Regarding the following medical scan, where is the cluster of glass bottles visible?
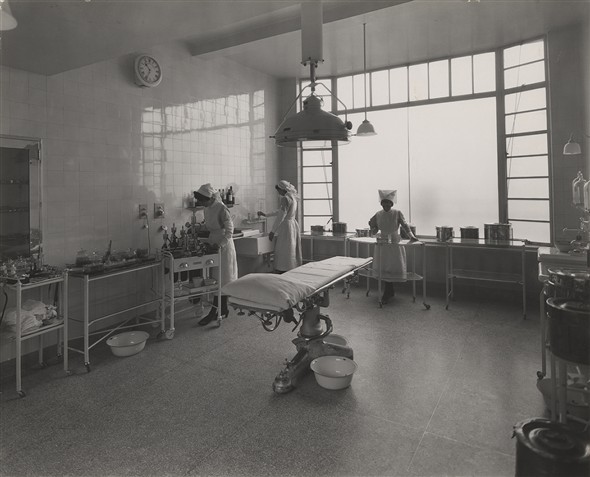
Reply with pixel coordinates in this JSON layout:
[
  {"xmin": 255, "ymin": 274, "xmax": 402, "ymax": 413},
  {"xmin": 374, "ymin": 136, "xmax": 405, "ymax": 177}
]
[{"xmin": 161, "ymin": 222, "xmax": 215, "ymax": 257}]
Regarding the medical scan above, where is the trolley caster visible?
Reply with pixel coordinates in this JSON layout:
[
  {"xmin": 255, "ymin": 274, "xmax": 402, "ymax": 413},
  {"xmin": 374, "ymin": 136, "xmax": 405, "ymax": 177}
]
[
  {"xmin": 445, "ymin": 304, "xmax": 449, "ymax": 310},
  {"xmin": 66, "ymin": 370, "xmax": 72, "ymax": 376},
  {"xmin": 424, "ymin": 303, "xmax": 431, "ymax": 310},
  {"xmin": 18, "ymin": 390, "xmax": 26, "ymax": 398},
  {"xmin": 365, "ymin": 290, "xmax": 370, "ymax": 297},
  {"xmin": 379, "ymin": 301, "xmax": 383, "ymax": 308},
  {"xmin": 536, "ymin": 371, "xmax": 545, "ymax": 380},
  {"xmin": 39, "ymin": 361, "xmax": 47, "ymax": 368},
  {"xmin": 164, "ymin": 329, "xmax": 175, "ymax": 340},
  {"xmin": 85, "ymin": 363, "xmax": 91, "ymax": 373}
]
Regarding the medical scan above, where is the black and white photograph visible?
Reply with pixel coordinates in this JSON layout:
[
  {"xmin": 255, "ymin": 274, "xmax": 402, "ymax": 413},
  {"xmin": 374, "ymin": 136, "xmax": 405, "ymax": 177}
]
[{"xmin": 0, "ymin": 0, "xmax": 589, "ymax": 476}]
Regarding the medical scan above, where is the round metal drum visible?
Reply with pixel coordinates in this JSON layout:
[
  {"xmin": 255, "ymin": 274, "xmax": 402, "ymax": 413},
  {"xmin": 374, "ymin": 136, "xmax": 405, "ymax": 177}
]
[
  {"xmin": 332, "ymin": 222, "xmax": 347, "ymax": 235},
  {"xmin": 460, "ymin": 226, "xmax": 479, "ymax": 239},
  {"xmin": 356, "ymin": 228, "xmax": 370, "ymax": 237},
  {"xmin": 513, "ymin": 418, "xmax": 590, "ymax": 477},
  {"xmin": 546, "ymin": 298, "xmax": 590, "ymax": 365},
  {"xmin": 436, "ymin": 226, "xmax": 453, "ymax": 242},
  {"xmin": 547, "ymin": 268, "xmax": 590, "ymax": 302},
  {"xmin": 484, "ymin": 223, "xmax": 512, "ymax": 242}
]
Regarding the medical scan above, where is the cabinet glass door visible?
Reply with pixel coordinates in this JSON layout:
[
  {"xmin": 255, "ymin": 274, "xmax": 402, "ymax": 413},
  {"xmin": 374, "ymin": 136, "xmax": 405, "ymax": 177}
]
[{"xmin": 0, "ymin": 135, "xmax": 42, "ymax": 260}]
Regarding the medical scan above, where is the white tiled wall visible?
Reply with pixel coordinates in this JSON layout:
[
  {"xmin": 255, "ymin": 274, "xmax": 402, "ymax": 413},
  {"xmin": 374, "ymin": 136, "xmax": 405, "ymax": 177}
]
[
  {"xmin": 0, "ymin": 45, "xmax": 281, "ymax": 360},
  {"xmin": 1, "ymin": 46, "xmax": 279, "ymax": 266}
]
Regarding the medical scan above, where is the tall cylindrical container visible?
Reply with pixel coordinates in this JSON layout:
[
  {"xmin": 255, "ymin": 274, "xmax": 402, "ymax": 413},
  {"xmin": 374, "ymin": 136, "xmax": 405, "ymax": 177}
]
[{"xmin": 584, "ymin": 180, "xmax": 590, "ymax": 210}]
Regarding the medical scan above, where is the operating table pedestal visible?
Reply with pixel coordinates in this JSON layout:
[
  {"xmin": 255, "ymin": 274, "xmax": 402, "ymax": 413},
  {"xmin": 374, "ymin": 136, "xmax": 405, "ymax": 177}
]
[{"xmin": 272, "ymin": 297, "xmax": 353, "ymax": 394}]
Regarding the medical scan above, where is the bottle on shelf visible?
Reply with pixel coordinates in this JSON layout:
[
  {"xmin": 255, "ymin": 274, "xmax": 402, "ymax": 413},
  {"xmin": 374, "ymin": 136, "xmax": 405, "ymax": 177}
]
[
  {"xmin": 226, "ymin": 186, "xmax": 233, "ymax": 205},
  {"xmin": 572, "ymin": 171, "xmax": 585, "ymax": 206}
]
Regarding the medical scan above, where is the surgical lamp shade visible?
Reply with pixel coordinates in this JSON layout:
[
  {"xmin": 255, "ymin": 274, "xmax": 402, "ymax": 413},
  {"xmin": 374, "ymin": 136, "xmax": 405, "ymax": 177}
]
[
  {"xmin": 274, "ymin": 94, "xmax": 351, "ymax": 147},
  {"xmin": 0, "ymin": 0, "xmax": 17, "ymax": 31}
]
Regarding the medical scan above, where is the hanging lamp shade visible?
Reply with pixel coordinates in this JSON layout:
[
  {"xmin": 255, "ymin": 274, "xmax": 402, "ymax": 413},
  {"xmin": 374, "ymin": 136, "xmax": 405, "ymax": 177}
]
[
  {"xmin": 0, "ymin": 0, "xmax": 17, "ymax": 31},
  {"xmin": 274, "ymin": 94, "xmax": 351, "ymax": 147},
  {"xmin": 563, "ymin": 134, "xmax": 582, "ymax": 155},
  {"xmin": 357, "ymin": 119, "xmax": 376, "ymax": 136},
  {"xmin": 356, "ymin": 22, "xmax": 376, "ymax": 137}
]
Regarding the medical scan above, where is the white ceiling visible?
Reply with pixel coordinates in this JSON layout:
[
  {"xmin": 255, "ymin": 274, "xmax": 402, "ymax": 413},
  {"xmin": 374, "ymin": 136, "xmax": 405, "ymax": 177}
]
[{"xmin": 1, "ymin": 0, "xmax": 589, "ymax": 79}]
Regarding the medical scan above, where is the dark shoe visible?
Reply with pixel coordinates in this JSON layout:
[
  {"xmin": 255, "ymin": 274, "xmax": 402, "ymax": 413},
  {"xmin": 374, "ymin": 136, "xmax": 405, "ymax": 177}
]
[{"xmin": 198, "ymin": 308, "xmax": 217, "ymax": 326}]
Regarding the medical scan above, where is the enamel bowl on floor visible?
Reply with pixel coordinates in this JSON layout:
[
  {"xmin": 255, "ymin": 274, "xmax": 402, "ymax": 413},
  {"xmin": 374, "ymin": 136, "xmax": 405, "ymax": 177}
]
[
  {"xmin": 310, "ymin": 356, "xmax": 358, "ymax": 390},
  {"xmin": 106, "ymin": 331, "xmax": 149, "ymax": 357}
]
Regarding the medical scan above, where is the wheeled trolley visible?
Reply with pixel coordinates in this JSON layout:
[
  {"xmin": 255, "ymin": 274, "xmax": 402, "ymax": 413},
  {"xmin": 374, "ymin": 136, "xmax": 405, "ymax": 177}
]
[{"xmin": 348, "ymin": 237, "xmax": 429, "ymax": 309}]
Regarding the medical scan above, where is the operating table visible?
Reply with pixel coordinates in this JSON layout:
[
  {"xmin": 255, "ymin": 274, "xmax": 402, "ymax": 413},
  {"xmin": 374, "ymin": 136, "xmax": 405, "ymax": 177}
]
[{"xmin": 222, "ymin": 256, "xmax": 372, "ymax": 393}]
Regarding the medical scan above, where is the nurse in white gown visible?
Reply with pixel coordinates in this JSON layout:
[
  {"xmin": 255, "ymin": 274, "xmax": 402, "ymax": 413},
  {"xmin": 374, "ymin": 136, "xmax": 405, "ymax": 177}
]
[
  {"xmin": 369, "ymin": 189, "xmax": 418, "ymax": 304},
  {"xmin": 193, "ymin": 183, "xmax": 238, "ymax": 325},
  {"xmin": 258, "ymin": 180, "xmax": 302, "ymax": 273}
]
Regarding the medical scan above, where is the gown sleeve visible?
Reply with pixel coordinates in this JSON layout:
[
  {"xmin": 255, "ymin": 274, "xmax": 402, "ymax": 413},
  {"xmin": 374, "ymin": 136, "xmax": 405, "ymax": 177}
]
[{"xmin": 369, "ymin": 214, "xmax": 379, "ymax": 235}]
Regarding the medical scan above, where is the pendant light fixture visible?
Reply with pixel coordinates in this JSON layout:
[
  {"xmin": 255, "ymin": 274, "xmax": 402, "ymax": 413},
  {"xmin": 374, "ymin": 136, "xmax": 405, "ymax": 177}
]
[
  {"xmin": 356, "ymin": 22, "xmax": 376, "ymax": 137},
  {"xmin": 273, "ymin": 2, "xmax": 352, "ymax": 148},
  {"xmin": 563, "ymin": 133, "xmax": 582, "ymax": 155},
  {"xmin": 0, "ymin": 0, "xmax": 17, "ymax": 31}
]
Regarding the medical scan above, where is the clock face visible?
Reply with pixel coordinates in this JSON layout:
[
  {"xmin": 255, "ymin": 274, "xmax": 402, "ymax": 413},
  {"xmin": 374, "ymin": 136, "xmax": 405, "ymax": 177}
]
[{"xmin": 134, "ymin": 55, "xmax": 162, "ymax": 87}]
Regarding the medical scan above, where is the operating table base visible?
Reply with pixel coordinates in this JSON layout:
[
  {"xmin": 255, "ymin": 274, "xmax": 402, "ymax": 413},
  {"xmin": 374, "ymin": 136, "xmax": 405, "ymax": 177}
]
[{"xmin": 272, "ymin": 303, "xmax": 353, "ymax": 394}]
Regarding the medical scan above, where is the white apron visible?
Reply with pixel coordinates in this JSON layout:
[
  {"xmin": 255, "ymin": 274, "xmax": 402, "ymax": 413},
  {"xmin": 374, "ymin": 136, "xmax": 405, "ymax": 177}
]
[
  {"xmin": 271, "ymin": 193, "xmax": 302, "ymax": 272},
  {"xmin": 369, "ymin": 209, "xmax": 407, "ymax": 282},
  {"xmin": 204, "ymin": 200, "xmax": 238, "ymax": 288}
]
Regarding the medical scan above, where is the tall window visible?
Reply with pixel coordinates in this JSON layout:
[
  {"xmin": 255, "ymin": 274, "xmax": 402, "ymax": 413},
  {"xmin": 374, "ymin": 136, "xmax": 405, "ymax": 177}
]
[
  {"xmin": 299, "ymin": 38, "xmax": 550, "ymax": 244},
  {"xmin": 503, "ymin": 40, "xmax": 550, "ymax": 242}
]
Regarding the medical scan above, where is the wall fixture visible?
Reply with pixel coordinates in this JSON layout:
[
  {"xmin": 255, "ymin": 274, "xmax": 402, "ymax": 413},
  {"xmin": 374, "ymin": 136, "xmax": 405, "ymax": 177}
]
[
  {"xmin": 563, "ymin": 133, "xmax": 582, "ymax": 155},
  {"xmin": 273, "ymin": 1, "xmax": 352, "ymax": 148},
  {"xmin": 356, "ymin": 23, "xmax": 377, "ymax": 137},
  {"xmin": 0, "ymin": 0, "xmax": 17, "ymax": 31}
]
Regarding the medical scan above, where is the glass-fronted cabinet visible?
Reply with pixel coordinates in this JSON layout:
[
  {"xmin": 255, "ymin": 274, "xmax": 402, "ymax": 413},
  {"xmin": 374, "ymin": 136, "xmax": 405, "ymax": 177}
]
[{"xmin": 0, "ymin": 135, "xmax": 42, "ymax": 261}]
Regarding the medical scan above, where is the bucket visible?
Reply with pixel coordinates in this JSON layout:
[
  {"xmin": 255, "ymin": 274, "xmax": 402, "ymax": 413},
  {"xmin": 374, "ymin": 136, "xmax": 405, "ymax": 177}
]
[
  {"xmin": 460, "ymin": 226, "xmax": 479, "ymax": 239},
  {"xmin": 546, "ymin": 298, "xmax": 590, "ymax": 365},
  {"xmin": 436, "ymin": 226, "xmax": 454, "ymax": 242},
  {"xmin": 332, "ymin": 222, "xmax": 347, "ymax": 235},
  {"xmin": 356, "ymin": 228, "xmax": 371, "ymax": 237},
  {"xmin": 513, "ymin": 418, "xmax": 590, "ymax": 477},
  {"xmin": 484, "ymin": 223, "xmax": 512, "ymax": 243}
]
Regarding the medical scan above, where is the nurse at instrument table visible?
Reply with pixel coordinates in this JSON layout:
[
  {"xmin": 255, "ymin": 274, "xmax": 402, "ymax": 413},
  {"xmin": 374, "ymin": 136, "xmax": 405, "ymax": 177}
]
[
  {"xmin": 369, "ymin": 189, "xmax": 419, "ymax": 304},
  {"xmin": 193, "ymin": 183, "xmax": 238, "ymax": 326}
]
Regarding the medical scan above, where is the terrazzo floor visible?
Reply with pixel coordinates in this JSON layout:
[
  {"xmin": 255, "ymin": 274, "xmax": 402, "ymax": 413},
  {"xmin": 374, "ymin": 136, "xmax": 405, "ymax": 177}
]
[{"xmin": 1, "ymin": 284, "xmax": 549, "ymax": 477}]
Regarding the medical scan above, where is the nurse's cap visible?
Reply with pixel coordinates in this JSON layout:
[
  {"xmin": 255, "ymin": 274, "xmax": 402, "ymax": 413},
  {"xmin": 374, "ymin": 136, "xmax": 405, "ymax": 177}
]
[
  {"xmin": 195, "ymin": 183, "xmax": 215, "ymax": 198},
  {"xmin": 379, "ymin": 189, "xmax": 397, "ymax": 204}
]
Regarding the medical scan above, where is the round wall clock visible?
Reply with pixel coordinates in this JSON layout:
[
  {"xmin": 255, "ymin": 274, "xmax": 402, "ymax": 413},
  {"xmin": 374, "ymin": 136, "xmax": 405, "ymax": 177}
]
[{"xmin": 134, "ymin": 54, "xmax": 162, "ymax": 88}]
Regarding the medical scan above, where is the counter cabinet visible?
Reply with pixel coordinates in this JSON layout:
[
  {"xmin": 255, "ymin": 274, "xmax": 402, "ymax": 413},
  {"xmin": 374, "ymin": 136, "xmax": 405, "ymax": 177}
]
[
  {"xmin": 68, "ymin": 259, "xmax": 165, "ymax": 372},
  {"xmin": 1, "ymin": 272, "xmax": 69, "ymax": 397}
]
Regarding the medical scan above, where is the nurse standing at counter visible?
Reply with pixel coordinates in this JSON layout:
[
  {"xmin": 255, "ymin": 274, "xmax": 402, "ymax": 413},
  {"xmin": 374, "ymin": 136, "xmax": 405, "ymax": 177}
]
[
  {"xmin": 258, "ymin": 180, "xmax": 302, "ymax": 273},
  {"xmin": 194, "ymin": 183, "xmax": 238, "ymax": 326},
  {"xmin": 369, "ymin": 189, "xmax": 419, "ymax": 304}
]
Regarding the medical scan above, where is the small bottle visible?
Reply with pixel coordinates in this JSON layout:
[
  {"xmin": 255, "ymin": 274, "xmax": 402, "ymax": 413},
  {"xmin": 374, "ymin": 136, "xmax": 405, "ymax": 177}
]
[{"xmin": 226, "ymin": 187, "xmax": 233, "ymax": 204}]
